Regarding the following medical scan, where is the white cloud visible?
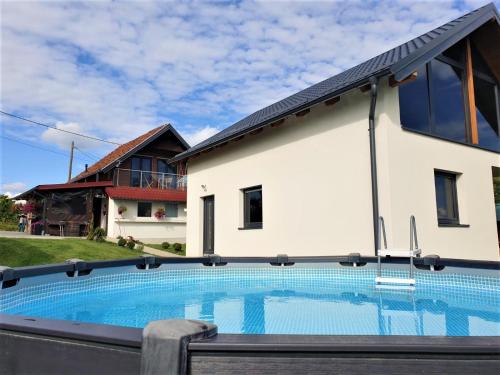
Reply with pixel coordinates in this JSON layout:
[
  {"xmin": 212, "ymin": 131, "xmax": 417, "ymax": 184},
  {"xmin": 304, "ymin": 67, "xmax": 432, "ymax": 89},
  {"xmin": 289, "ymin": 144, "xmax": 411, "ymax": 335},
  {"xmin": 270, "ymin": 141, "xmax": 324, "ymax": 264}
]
[
  {"xmin": 182, "ymin": 126, "xmax": 220, "ymax": 147},
  {"xmin": 0, "ymin": 0, "xmax": 491, "ymax": 152},
  {"xmin": 1, "ymin": 182, "xmax": 27, "ymax": 197},
  {"xmin": 41, "ymin": 122, "xmax": 103, "ymax": 150}
]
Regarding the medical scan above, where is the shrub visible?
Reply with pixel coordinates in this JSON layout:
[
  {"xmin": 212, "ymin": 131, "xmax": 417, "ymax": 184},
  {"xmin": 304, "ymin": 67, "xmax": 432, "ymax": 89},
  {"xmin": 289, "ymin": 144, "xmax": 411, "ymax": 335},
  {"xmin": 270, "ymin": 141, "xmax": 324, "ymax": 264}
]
[
  {"xmin": 126, "ymin": 240, "xmax": 136, "ymax": 249},
  {"xmin": 117, "ymin": 235, "xmax": 123, "ymax": 240},
  {"xmin": 173, "ymin": 243, "xmax": 182, "ymax": 253},
  {"xmin": 93, "ymin": 227, "xmax": 106, "ymax": 242},
  {"xmin": 117, "ymin": 238, "xmax": 127, "ymax": 247},
  {"xmin": 135, "ymin": 244, "xmax": 144, "ymax": 251},
  {"xmin": 161, "ymin": 241, "xmax": 170, "ymax": 249}
]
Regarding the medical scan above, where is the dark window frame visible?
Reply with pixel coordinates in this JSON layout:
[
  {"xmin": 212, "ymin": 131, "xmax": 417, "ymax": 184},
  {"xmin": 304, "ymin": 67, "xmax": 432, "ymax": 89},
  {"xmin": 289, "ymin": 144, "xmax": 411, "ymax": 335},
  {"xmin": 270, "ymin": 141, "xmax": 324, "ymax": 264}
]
[
  {"xmin": 242, "ymin": 185, "xmax": 263, "ymax": 230},
  {"xmin": 434, "ymin": 171, "xmax": 460, "ymax": 226},
  {"xmin": 137, "ymin": 201, "xmax": 152, "ymax": 218}
]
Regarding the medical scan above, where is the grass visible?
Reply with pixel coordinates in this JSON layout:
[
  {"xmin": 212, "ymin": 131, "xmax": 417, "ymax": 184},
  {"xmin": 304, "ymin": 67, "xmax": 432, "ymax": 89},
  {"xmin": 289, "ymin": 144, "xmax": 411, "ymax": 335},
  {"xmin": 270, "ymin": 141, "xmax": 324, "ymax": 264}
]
[
  {"xmin": 0, "ymin": 237, "xmax": 144, "ymax": 267},
  {"xmin": 0, "ymin": 222, "xmax": 18, "ymax": 231},
  {"xmin": 146, "ymin": 243, "xmax": 186, "ymax": 256}
]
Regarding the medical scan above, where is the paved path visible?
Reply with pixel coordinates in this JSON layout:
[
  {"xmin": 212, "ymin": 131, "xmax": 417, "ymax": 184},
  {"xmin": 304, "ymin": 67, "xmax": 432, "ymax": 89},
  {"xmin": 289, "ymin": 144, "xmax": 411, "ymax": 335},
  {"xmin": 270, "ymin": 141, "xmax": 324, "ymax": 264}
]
[{"xmin": 105, "ymin": 237, "xmax": 182, "ymax": 258}]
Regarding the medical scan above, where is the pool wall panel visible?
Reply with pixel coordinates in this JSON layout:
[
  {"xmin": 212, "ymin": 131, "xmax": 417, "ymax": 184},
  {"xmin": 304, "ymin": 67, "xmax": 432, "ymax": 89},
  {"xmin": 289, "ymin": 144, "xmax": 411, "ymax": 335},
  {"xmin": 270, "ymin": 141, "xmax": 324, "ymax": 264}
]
[
  {"xmin": 189, "ymin": 353, "xmax": 500, "ymax": 375},
  {"xmin": 0, "ymin": 330, "xmax": 141, "ymax": 375}
]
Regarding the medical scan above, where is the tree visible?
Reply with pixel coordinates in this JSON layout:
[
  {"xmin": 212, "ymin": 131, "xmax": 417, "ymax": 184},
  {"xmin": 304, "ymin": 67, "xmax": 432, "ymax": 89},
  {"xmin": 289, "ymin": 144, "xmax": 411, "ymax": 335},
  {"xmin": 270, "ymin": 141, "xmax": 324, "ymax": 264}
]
[{"xmin": 0, "ymin": 195, "xmax": 18, "ymax": 223}]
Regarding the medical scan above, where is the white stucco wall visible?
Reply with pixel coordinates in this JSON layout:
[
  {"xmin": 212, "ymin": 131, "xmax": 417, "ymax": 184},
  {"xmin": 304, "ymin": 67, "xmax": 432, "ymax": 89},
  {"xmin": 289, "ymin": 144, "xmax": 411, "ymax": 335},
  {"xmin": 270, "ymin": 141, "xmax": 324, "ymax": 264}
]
[
  {"xmin": 377, "ymin": 85, "xmax": 500, "ymax": 260},
  {"xmin": 107, "ymin": 198, "xmax": 186, "ymax": 243},
  {"xmin": 185, "ymin": 78, "xmax": 499, "ymax": 260},
  {"xmin": 186, "ymin": 87, "xmax": 375, "ymax": 257}
]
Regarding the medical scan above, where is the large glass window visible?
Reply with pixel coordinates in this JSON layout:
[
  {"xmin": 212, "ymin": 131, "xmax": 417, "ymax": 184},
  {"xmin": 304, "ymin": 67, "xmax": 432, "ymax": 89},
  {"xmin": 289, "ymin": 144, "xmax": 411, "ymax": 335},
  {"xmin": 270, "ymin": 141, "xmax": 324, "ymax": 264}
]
[
  {"xmin": 130, "ymin": 157, "xmax": 152, "ymax": 187},
  {"xmin": 158, "ymin": 159, "xmax": 177, "ymax": 189},
  {"xmin": 243, "ymin": 186, "xmax": 262, "ymax": 229},
  {"xmin": 158, "ymin": 159, "xmax": 176, "ymax": 174},
  {"xmin": 434, "ymin": 171, "xmax": 459, "ymax": 225},
  {"xmin": 399, "ymin": 38, "xmax": 499, "ymax": 151},
  {"xmin": 475, "ymin": 78, "xmax": 500, "ymax": 150},
  {"xmin": 399, "ymin": 65, "xmax": 430, "ymax": 132},
  {"xmin": 430, "ymin": 60, "xmax": 467, "ymax": 142},
  {"xmin": 137, "ymin": 202, "xmax": 152, "ymax": 217}
]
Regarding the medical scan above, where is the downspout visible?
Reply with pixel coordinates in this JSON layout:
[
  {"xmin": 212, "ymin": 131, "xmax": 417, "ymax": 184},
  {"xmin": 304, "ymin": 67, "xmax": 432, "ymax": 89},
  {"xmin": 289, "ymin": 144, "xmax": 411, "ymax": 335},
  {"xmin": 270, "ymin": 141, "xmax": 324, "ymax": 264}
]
[{"xmin": 368, "ymin": 76, "xmax": 379, "ymax": 255}]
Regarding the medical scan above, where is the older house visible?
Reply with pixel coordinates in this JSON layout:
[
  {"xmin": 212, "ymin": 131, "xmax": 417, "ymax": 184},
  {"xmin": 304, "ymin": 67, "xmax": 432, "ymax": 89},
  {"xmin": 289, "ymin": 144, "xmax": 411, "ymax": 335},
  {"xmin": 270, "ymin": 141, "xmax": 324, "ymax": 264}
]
[
  {"xmin": 172, "ymin": 4, "xmax": 500, "ymax": 260},
  {"xmin": 18, "ymin": 124, "xmax": 189, "ymax": 243}
]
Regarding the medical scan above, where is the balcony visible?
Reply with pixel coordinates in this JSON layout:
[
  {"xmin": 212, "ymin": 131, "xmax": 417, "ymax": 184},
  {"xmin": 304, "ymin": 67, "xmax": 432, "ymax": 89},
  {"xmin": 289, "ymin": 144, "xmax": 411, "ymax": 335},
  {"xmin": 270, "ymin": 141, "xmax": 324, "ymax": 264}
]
[{"xmin": 114, "ymin": 168, "xmax": 187, "ymax": 190}]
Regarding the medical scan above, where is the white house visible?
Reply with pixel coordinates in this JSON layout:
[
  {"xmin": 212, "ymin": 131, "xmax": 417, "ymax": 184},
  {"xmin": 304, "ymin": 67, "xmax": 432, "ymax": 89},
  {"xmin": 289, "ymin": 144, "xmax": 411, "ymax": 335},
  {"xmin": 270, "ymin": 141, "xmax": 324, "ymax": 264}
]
[{"xmin": 171, "ymin": 4, "xmax": 500, "ymax": 260}]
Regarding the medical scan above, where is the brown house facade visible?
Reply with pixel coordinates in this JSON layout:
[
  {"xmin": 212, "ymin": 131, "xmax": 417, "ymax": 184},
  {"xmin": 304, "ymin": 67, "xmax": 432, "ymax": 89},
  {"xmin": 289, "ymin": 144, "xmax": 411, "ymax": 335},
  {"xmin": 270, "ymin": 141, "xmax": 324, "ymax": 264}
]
[{"xmin": 17, "ymin": 124, "xmax": 189, "ymax": 242}]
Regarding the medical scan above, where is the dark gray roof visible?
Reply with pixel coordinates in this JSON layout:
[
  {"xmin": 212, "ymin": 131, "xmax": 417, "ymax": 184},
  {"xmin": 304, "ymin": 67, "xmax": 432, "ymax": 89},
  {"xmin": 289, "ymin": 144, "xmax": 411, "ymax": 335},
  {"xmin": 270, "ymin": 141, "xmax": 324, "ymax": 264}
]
[{"xmin": 171, "ymin": 3, "xmax": 499, "ymax": 162}]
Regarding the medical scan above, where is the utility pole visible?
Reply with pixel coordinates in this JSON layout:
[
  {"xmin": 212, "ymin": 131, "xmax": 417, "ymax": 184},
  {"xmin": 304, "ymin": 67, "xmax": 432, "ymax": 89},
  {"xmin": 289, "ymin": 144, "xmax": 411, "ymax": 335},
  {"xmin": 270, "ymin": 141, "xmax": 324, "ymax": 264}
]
[{"xmin": 68, "ymin": 141, "xmax": 74, "ymax": 182}]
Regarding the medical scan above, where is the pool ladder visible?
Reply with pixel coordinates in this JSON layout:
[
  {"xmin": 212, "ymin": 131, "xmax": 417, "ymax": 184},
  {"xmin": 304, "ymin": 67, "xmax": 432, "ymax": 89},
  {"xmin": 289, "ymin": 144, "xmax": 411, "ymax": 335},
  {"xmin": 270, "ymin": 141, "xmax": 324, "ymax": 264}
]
[{"xmin": 375, "ymin": 216, "xmax": 421, "ymax": 290}]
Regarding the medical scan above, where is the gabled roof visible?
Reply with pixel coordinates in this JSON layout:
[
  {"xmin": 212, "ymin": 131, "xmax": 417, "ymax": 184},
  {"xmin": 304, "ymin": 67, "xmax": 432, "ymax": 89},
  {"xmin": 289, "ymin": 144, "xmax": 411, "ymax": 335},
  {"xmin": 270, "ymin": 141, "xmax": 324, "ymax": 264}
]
[
  {"xmin": 171, "ymin": 3, "xmax": 499, "ymax": 163},
  {"xmin": 73, "ymin": 124, "xmax": 189, "ymax": 181}
]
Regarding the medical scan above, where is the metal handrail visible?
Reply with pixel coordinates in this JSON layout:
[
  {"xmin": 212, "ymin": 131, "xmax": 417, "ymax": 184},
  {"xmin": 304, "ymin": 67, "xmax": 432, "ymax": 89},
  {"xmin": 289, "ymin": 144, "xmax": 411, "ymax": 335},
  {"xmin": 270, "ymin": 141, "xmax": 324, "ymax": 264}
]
[
  {"xmin": 115, "ymin": 168, "xmax": 187, "ymax": 190},
  {"xmin": 409, "ymin": 215, "xmax": 419, "ymax": 279},
  {"xmin": 377, "ymin": 216, "xmax": 387, "ymax": 278},
  {"xmin": 376, "ymin": 215, "xmax": 420, "ymax": 281},
  {"xmin": 116, "ymin": 168, "xmax": 183, "ymax": 176}
]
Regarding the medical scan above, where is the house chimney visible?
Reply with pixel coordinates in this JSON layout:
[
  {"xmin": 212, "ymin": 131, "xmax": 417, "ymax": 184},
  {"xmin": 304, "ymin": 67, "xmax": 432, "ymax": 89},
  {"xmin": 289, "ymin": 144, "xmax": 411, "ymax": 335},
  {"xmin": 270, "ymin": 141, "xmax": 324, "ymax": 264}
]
[{"xmin": 85, "ymin": 164, "xmax": 88, "ymax": 172}]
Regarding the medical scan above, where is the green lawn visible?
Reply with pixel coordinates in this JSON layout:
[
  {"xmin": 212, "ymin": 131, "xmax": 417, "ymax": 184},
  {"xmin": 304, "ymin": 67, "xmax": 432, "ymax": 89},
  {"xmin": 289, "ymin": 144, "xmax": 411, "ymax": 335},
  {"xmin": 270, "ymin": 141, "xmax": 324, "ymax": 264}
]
[
  {"xmin": 0, "ymin": 237, "xmax": 144, "ymax": 267},
  {"xmin": 146, "ymin": 243, "xmax": 186, "ymax": 256}
]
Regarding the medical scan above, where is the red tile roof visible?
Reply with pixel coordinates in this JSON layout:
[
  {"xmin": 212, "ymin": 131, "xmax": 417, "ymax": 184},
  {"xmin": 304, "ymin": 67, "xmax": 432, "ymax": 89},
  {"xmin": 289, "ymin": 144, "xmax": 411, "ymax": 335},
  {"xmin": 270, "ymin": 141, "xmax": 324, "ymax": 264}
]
[
  {"xmin": 72, "ymin": 125, "xmax": 168, "ymax": 181},
  {"xmin": 37, "ymin": 181, "xmax": 114, "ymax": 190},
  {"xmin": 105, "ymin": 187, "xmax": 187, "ymax": 202}
]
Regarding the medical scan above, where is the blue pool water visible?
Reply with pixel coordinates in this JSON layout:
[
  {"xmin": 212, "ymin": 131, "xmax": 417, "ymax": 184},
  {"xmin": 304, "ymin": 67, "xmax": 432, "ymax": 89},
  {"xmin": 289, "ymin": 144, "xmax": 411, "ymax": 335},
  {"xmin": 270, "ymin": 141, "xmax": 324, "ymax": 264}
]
[{"xmin": 1, "ymin": 265, "xmax": 499, "ymax": 336}]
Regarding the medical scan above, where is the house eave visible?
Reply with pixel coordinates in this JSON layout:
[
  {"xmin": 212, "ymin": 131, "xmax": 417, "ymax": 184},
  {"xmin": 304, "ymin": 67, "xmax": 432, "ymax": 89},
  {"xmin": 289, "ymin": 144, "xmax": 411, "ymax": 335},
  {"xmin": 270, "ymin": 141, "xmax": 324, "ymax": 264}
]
[{"xmin": 169, "ymin": 69, "xmax": 392, "ymax": 163}]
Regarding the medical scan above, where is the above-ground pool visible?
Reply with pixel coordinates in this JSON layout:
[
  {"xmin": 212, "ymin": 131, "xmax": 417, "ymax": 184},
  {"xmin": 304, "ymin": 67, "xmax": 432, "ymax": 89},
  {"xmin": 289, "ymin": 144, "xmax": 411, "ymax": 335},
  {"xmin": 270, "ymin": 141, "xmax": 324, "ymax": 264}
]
[{"xmin": 1, "ymin": 259, "xmax": 499, "ymax": 336}]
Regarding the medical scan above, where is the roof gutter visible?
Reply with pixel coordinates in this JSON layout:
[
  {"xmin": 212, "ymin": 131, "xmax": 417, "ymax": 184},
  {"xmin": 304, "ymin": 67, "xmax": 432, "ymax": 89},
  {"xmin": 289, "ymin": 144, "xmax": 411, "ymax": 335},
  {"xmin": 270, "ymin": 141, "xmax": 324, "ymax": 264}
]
[{"xmin": 368, "ymin": 76, "xmax": 379, "ymax": 256}]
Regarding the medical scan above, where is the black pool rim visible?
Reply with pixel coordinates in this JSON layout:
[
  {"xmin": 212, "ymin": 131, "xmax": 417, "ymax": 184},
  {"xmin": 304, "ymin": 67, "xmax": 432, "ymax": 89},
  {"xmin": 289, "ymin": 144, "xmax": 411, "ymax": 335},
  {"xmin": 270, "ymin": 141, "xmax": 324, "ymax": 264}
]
[{"xmin": 1, "ymin": 254, "xmax": 500, "ymax": 356}]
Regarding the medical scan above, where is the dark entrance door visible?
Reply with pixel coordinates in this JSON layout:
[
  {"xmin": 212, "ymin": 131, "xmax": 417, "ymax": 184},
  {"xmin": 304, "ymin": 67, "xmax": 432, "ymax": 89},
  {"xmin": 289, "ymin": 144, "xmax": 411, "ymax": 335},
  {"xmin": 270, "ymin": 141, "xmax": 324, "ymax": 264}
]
[
  {"xmin": 92, "ymin": 197, "xmax": 102, "ymax": 229},
  {"xmin": 203, "ymin": 195, "xmax": 215, "ymax": 255}
]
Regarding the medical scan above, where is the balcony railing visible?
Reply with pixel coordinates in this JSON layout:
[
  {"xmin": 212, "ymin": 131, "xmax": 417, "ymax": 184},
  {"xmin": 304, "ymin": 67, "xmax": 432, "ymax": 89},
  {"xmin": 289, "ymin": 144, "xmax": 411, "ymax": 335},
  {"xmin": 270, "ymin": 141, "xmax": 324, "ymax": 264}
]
[{"xmin": 115, "ymin": 168, "xmax": 187, "ymax": 190}]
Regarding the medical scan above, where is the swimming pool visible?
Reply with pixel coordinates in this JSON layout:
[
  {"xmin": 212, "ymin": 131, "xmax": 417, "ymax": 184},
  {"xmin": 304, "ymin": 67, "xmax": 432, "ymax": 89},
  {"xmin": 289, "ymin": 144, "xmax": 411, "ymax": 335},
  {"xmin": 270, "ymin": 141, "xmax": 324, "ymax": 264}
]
[{"xmin": 1, "ymin": 260, "xmax": 498, "ymax": 336}]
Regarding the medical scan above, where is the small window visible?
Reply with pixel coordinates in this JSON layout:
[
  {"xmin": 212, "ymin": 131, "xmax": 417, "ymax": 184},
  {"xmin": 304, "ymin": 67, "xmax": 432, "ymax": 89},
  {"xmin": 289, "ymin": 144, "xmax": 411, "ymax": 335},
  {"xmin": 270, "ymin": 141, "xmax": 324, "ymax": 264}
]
[
  {"xmin": 434, "ymin": 171, "xmax": 459, "ymax": 225},
  {"xmin": 137, "ymin": 202, "xmax": 152, "ymax": 217},
  {"xmin": 165, "ymin": 202, "xmax": 178, "ymax": 218},
  {"xmin": 243, "ymin": 186, "xmax": 262, "ymax": 229}
]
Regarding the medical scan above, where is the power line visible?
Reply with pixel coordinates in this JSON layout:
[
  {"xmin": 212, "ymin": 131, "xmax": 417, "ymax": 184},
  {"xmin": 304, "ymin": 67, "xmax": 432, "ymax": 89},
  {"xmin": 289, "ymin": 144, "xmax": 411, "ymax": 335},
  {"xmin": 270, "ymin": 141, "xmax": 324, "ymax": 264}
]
[
  {"xmin": 0, "ymin": 110, "xmax": 121, "ymax": 145},
  {"xmin": 1, "ymin": 135, "xmax": 88, "ymax": 163},
  {"xmin": 74, "ymin": 145, "xmax": 100, "ymax": 161}
]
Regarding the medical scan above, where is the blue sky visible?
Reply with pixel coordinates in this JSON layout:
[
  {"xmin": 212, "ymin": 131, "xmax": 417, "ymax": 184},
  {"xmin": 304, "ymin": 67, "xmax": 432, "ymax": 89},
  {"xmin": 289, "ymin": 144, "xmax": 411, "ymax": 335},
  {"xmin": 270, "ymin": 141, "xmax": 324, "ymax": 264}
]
[{"xmin": 1, "ymin": 0, "xmax": 497, "ymax": 196}]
